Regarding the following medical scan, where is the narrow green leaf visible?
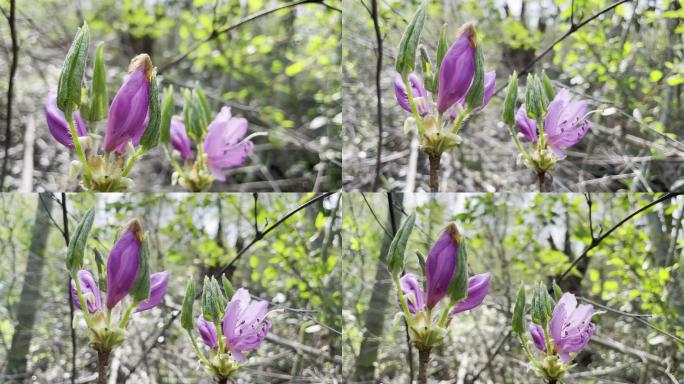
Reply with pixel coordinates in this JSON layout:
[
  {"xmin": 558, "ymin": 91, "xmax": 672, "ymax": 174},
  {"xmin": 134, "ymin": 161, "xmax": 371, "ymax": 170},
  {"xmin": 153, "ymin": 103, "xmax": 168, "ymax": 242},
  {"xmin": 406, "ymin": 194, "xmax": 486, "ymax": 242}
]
[
  {"xmin": 552, "ymin": 280, "xmax": 563, "ymax": 302},
  {"xmin": 180, "ymin": 278, "xmax": 195, "ymax": 331},
  {"xmin": 93, "ymin": 248, "xmax": 107, "ymax": 291},
  {"xmin": 140, "ymin": 71, "xmax": 161, "ymax": 150},
  {"xmin": 525, "ymin": 74, "xmax": 542, "ymax": 119},
  {"xmin": 395, "ymin": 2, "xmax": 427, "ymax": 76},
  {"xmin": 447, "ymin": 238, "xmax": 469, "ymax": 303},
  {"xmin": 386, "ymin": 212, "xmax": 416, "ymax": 277},
  {"xmin": 465, "ymin": 44, "xmax": 485, "ymax": 109},
  {"xmin": 541, "ymin": 70, "xmax": 555, "ymax": 103},
  {"xmin": 201, "ymin": 276, "xmax": 215, "ymax": 322},
  {"xmin": 87, "ymin": 43, "xmax": 108, "ymax": 122},
  {"xmin": 159, "ymin": 85, "xmax": 174, "ymax": 145},
  {"xmin": 415, "ymin": 250, "xmax": 426, "ymax": 278},
  {"xmin": 66, "ymin": 207, "xmax": 95, "ymax": 275},
  {"xmin": 57, "ymin": 22, "xmax": 90, "ymax": 113},
  {"xmin": 130, "ymin": 237, "xmax": 151, "ymax": 302},
  {"xmin": 222, "ymin": 275, "xmax": 234, "ymax": 300},
  {"xmin": 503, "ymin": 71, "xmax": 518, "ymax": 126},
  {"xmin": 195, "ymin": 86, "xmax": 212, "ymax": 124},
  {"xmin": 531, "ymin": 282, "xmax": 548, "ymax": 325},
  {"xmin": 512, "ymin": 283, "xmax": 526, "ymax": 335}
]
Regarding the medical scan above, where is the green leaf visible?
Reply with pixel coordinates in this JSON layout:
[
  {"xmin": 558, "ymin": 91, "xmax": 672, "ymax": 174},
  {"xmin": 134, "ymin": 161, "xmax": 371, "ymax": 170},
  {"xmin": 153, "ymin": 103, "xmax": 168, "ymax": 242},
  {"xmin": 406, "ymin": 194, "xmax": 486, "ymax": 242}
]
[
  {"xmin": 415, "ymin": 250, "xmax": 426, "ymax": 278},
  {"xmin": 221, "ymin": 275, "xmax": 234, "ymax": 300},
  {"xmin": 541, "ymin": 70, "xmax": 555, "ymax": 101},
  {"xmin": 503, "ymin": 71, "xmax": 518, "ymax": 126},
  {"xmin": 201, "ymin": 276, "xmax": 218, "ymax": 322},
  {"xmin": 552, "ymin": 280, "xmax": 563, "ymax": 301},
  {"xmin": 531, "ymin": 282, "xmax": 547, "ymax": 325},
  {"xmin": 180, "ymin": 278, "xmax": 196, "ymax": 331},
  {"xmin": 447, "ymin": 238, "xmax": 469, "ymax": 303},
  {"xmin": 465, "ymin": 44, "xmax": 485, "ymax": 109},
  {"xmin": 386, "ymin": 212, "xmax": 416, "ymax": 277},
  {"xmin": 512, "ymin": 283, "xmax": 526, "ymax": 335},
  {"xmin": 57, "ymin": 22, "xmax": 90, "ymax": 114},
  {"xmin": 194, "ymin": 86, "xmax": 212, "ymax": 124},
  {"xmin": 395, "ymin": 2, "xmax": 427, "ymax": 76},
  {"xmin": 140, "ymin": 71, "xmax": 161, "ymax": 150},
  {"xmin": 525, "ymin": 74, "xmax": 543, "ymax": 119},
  {"xmin": 93, "ymin": 248, "xmax": 107, "ymax": 291},
  {"xmin": 130, "ymin": 237, "xmax": 151, "ymax": 302},
  {"xmin": 159, "ymin": 85, "xmax": 174, "ymax": 145},
  {"xmin": 66, "ymin": 207, "xmax": 95, "ymax": 275},
  {"xmin": 86, "ymin": 43, "xmax": 108, "ymax": 122}
]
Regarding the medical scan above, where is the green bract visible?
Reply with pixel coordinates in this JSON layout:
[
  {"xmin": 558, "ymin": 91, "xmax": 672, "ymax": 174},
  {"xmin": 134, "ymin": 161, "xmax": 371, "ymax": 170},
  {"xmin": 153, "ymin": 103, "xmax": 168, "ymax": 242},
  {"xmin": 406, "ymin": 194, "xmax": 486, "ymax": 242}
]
[
  {"xmin": 503, "ymin": 71, "xmax": 518, "ymax": 126},
  {"xmin": 130, "ymin": 237, "xmax": 151, "ymax": 302},
  {"xmin": 57, "ymin": 22, "xmax": 90, "ymax": 114},
  {"xmin": 66, "ymin": 207, "xmax": 95, "ymax": 275},
  {"xmin": 386, "ymin": 212, "xmax": 416, "ymax": 277},
  {"xmin": 395, "ymin": 2, "xmax": 427, "ymax": 76},
  {"xmin": 140, "ymin": 71, "xmax": 161, "ymax": 151},
  {"xmin": 180, "ymin": 278, "xmax": 196, "ymax": 331}
]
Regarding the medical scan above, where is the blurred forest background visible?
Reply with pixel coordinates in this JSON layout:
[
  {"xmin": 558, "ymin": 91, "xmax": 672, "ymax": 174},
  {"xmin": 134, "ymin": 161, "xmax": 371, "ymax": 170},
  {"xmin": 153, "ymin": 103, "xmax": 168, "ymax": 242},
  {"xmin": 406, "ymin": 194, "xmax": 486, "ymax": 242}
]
[
  {"xmin": 0, "ymin": 0, "xmax": 341, "ymax": 192},
  {"xmin": 343, "ymin": 0, "xmax": 684, "ymax": 192},
  {"xmin": 342, "ymin": 193, "xmax": 684, "ymax": 383},
  {"xmin": 0, "ymin": 192, "xmax": 341, "ymax": 383}
]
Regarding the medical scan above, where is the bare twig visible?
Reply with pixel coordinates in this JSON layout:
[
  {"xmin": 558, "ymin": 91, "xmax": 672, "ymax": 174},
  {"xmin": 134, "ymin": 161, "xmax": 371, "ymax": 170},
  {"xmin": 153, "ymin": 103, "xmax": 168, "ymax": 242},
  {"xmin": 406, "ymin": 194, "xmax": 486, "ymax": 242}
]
[
  {"xmin": 370, "ymin": 0, "xmax": 384, "ymax": 191},
  {"xmin": 60, "ymin": 193, "xmax": 77, "ymax": 384},
  {"xmin": 1, "ymin": 0, "xmax": 18, "ymax": 190}
]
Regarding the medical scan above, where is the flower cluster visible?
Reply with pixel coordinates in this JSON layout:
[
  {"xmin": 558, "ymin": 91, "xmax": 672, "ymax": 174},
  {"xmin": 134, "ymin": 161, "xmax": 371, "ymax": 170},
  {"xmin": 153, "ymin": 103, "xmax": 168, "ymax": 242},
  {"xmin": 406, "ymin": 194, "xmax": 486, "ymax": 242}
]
[
  {"xmin": 165, "ymin": 87, "xmax": 261, "ymax": 191},
  {"xmin": 502, "ymin": 71, "xmax": 591, "ymax": 190},
  {"xmin": 68, "ymin": 213, "xmax": 168, "ymax": 354},
  {"xmin": 512, "ymin": 282, "xmax": 596, "ymax": 382},
  {"xmin": 47, "ymin": 22, "xmax": 163, "ymax": 192},
  {"xmin": 393, "ymin": 3, "xmax": 495, "ymax": 191},
  {"xmin": 386, "ymin": 214, "xmax": 491, "ymax": 354},
  {"xmin": 180, "ymin": 276, "xmax": 272, "ymax": 381}
]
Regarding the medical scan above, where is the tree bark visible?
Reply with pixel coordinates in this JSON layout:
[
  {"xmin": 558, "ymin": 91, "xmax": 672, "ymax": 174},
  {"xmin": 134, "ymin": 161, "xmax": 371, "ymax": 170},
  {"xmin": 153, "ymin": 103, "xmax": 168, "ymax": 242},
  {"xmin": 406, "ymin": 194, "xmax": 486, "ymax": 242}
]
[
  {"xmin": 4, "ymin": 193, "xmax": 53, "ymax": 380},
  {"xmin": 353, "ymin": 196, "xmax": 404, "ymax": 381}
]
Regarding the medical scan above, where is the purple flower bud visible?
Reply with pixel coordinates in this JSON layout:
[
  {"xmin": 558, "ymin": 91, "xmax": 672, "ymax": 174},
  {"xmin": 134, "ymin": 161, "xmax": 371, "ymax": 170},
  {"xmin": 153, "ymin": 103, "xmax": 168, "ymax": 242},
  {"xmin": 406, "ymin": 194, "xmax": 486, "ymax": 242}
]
[
  {"xmin": 202, "ymin": 107, "xmax": 253, "ymax": 182},
  {"xmin": 103, "ymin": 54, "xmax": 152, "ymax": 153},
  {"xmin": 45, "ymin": 91, "xmax": 88, "ymax": 149},
  {"xmin": 453, "ymin": 70, "xmax": 496, "ymax": 115},
  {"xmin": 425, "ymin": 224, "xmax": 459, "ymax": 309},
  {"xmin": 437, "ymin": 24, "xmax": 476, "ymax": 113},
  {"xmin": 394, "ymin": 73, "xmax": 430, "ymax": 116},
  {"xmin": 70, "ymin": 270, "xmax": 101, "ymax": 314},
  {"xmin": 549, "ymin": 292, "xmax": 595, "ymax": 362},
  {"xmin": 516, "ymin": 104, "xmax": 538, "ymax": 142},
  {"xmin": 106, "ymin": 220, "xmax": 142, "ymax": 309},
  {"xmin": 399, "ymin": 273, "xmax": 426, "ymax": 313},
  {"xmin": 529, "ymin": 323, "xmax": 547, "ymax": 352},
  {"xmin": 223, "ymin": 288, "xmax": 271, "ymax": 362},
  {"xmin": 450, "ymin": 272, "xmax": 491, "ymax": 315},
  {"xmin": 170, "ymin": 117, "xmax": 193, "ymax": 161},
  {"xmin": 197, "ymin": 315, "xmax": 219, "ymax": 349},
  {"xmin": 135, "ymin": 271, "xmax": 169, "ymax": 312},
  {"xmin": 543, "ymin": 89, "xmax": 590, "ymax": 158}
]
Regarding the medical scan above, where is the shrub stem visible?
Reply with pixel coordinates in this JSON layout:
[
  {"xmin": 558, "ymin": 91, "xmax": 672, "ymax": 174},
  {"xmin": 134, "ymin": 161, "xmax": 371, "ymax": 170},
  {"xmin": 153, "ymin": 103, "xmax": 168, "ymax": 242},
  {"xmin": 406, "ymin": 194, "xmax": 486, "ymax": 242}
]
[
  {"xmin": 417, "ymin": 347, "xmax": 430, "ymax": 384},
  {"xmin": 428, "ymin": 153, "xmax": 440, "ymax": 192}
]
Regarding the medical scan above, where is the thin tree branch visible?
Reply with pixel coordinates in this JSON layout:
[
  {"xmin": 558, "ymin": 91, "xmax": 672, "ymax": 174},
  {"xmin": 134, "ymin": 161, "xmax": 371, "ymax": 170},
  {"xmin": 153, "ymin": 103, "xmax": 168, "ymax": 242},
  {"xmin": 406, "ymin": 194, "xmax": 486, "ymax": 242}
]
[
  {"xmin": 370, "ymin": 0, "xmax": 384, "ymax": 191},
  {"xmin": 158, "ymin": 0, "xmax": 339, "ymax": 74},
  {"xmin": 558, "ymin": 193, "xmax": 681, "ymax": 281},
  {"xmin": 1, "ymin": 0, "xmax": 18, "ymax": 190},
  {"xmin": 493, "ymin": 0, "xmax": 632, "ymax": 97},
  {"xmin": 60, "ymin": 193, "xmax": 77, "ymax": 384}
]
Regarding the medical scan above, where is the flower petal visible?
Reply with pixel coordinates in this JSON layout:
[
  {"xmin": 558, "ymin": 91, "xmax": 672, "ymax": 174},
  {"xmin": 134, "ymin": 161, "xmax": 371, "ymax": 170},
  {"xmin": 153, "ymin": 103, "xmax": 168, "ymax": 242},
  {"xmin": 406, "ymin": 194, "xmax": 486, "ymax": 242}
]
[{"xmin": 135, "ymin": 271, "xmax": 169, "ymax": 312}]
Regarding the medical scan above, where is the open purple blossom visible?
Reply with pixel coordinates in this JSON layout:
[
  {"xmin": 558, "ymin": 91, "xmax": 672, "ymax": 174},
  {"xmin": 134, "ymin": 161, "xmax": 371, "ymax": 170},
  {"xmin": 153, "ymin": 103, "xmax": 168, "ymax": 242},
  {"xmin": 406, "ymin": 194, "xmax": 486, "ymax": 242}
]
[
  {"xmin": 202, "ymin": 107, "xmax": 254, "ymax": 182},
  {"xmin": 437, "ymin": 24, "xmax": 476, "ymax": 113},
  {"xmin": 450, "ymin": 272, "xmax": 491, "ymax": 315},
  {"xmin": 106, "ymin": 220, "xmax": 143, "ymax": 309},
  {"xmin": 135, "ymin": 272, "xmax": 169, "ymax": 312},
  {"xmin": 425, "ymin": 224, "xmax": 459, "ymax": 308},
  {"xmin": 103, "ymin": 54, "xmax": 152, "ymax": 153},
  {"xmin": 529, "ymin": 293, "xmax": 596, "ymax": 362},
  {"xmin": 70, "ymin": 270, "xmax": 101, "ymax": 313},
  {"xmin": 196, "ymin": 287, "xmax": 271, "ymax": 363},
  {"xmin": 516, "ymin": 89, "xmax": 590, "ymax": 158},
  {"xmin": 394, "ymin": 73, "xmax": 430, "ymax": 116},
  {"xmin": 45, "ymin": 91, "xmax": 88, "ymax": 149},
  {"xmin": 170, "ymin": 117, "xmax": 193, "ymax": 161}
]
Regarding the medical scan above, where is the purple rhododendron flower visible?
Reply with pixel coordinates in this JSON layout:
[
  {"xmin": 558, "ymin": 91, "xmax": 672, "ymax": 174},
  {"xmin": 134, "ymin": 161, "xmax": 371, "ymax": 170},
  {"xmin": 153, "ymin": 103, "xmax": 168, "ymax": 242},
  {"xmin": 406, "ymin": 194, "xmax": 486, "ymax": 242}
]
[
  {"xmin": 223, "ymin": 288, "xmax": 271, "ymax": 363},
  {"xmin": 450, "ymin": 70, "xmax": 497, "ymax": 118},
  {"xmin": 106, "ymin": 220, "xmax": 142, "ymax": 309},
  {"xmin": 437, "ymin": 24, "xmax": 476, "ymax": 113},
  {"xmin": 103, "ymin": 55, "xmax": 152, "ymax": 153},
  {"xmin": 450, "ymin": 272, "xmax": 491, "ymax": 315},
  {"xmin": 135, "ymin": 271, "xmax": 169, "ymax": 312},
  {"xmin": 516, "ymin": 89, "xmax": 590, "ymax": 158},
  {"xmin": 400, "ymin": 273, "xmax": 426, "ymax": 313},
  {"xmin": 202, "ymin": 107, "xmax": 253, "ymax": 182},
  {"xmin": 530, "ymin": 293, "xmax": 596, "ymax": 362},
  {"xmin": 394, "ymin": 73, "xmax": 430, "ymax": 116},
  {"xmin": 197, "ymin": 315, "xmax": 219, "ymax": 349},
  {"xmin": 425, "ymin": 224, "xmax": 459, "ymax": 308},
  {"xmin": 170, "ymin": 117, "xmax": 193, "ymax": 161},
  {"xmin": 45, "ymin": 91, "xmax": 88, "ymax": 149},
  {"xmin": 70, "ymin": 270, "xmax": 101, "ymax": 314},
  {"xmin": 529, "ymin": 323, "xmax": 547, "ymax": 351}
]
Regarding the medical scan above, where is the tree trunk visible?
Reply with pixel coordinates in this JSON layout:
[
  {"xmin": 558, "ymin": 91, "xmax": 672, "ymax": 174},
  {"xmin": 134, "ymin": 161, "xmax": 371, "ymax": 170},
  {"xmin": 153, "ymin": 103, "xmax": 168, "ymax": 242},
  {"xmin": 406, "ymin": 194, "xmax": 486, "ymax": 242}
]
[
  {"xmin": 353, "ymin": 195, "xmax": 404, "ymax": 381},
  {"xmin": 4, "ymin": 193, "xmax": 53, "ymax": 380}
]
